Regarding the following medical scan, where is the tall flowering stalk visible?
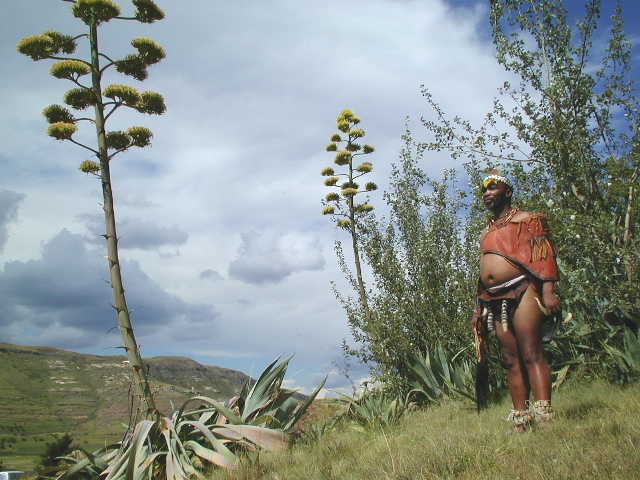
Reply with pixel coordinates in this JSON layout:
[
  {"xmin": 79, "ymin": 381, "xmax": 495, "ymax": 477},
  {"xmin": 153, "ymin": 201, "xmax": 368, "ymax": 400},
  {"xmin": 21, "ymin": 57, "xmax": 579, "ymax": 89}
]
[
  {"xmin": 321, "ymin": 109, "xmax": 377, "ymax": 313},
  {"xmin": 17, "ymin": 0, "xmax": 166, "ymax": 416}
]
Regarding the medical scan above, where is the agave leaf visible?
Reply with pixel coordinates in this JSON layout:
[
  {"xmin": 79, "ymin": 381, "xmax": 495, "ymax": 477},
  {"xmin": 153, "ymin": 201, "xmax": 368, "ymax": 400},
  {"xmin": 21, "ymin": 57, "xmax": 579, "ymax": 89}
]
[
  {"xmin": 197, "ymin": 410, "xmax": 216, "ymax": 425},
  {"xmin": 244, "ymin": 357, "xmax": 280, "ymax": 395},
  {"xmin": 423, "ymin": 350, "xmax": 436, "ymax": 377},
  {"xmin": 264, "ymin": 389, "xmax": 298, "ymax": 425},
  {"xmin": 272, "ymin": 404, "xmax": 297, "ymax": 428},
  {"xmin": 161, "ymin": 428, "xmax": 185, "ymax": 480},
  {"xmin": 437, "ymin": 344, "xmax": 451, "ymax": 381},
  {"xmin": 57, "ymin": 446, "xmax": 118, "ymax": 479},
  {"xmin": 104, "ymin": 438, "xmax": 136, "ymax": 480},
  {"xmin": 275, "ymin": 396, "xmax": 298, "ymax": 416},
  {"xmin": 184, "ymin": 440, "xmax": 237, "ymax": 470},
  {"xmin": 420, "ymin": 355, "xmax": 440, "ymax": 388},
  {"xmin": 126, "ymin": 419, "xmax": 156, "ymax": 480},
  {"xmin": 177, "ymin": 396, "xmax": 243, "ymax": 425},
  {"xmin": 283, "ymin": 375, "xmax": 326, "ymax": 431},
  {"xmin": 188, "ymin": 396, "xmax": 243, "ymax": 424},
  {"xmin": 219, "ymin": 425, "xmax": 288, "ymax": 451},
  {"xmin": 343, "ymin": 390, "xmax": 407, "ymax": 427},
  {"xmin": 164, "ymin": 443, "xmax": 177, "ymax": 480},
  {"xmin": 104, "ymin": 451, "xmax": 131, "ymax": 480},
  {"xmin": 162, "ymin": 418, "xmax": 195, "ymax": 480},
  {"xmin": 409, "ymin": 381, "xmax": 436, "ymax": 402},
  {"xmin": 233, "ymin": 439, "xmax": 258, "ymax": 451},
  {"xmin": 246, "ymin": 413, "xmax": 277, "ymax": 427},
  {"xmin": 176, "ymin": 449, "xmax": 199, "ymax": 480},
  {"xmin": 408, "ymin": 354, "xmax": 440, "ymax": 399},
  {"xmin": 622, "ymin": 328, "xmax": 640, "ymax": 367},
  {"xmin": 237, "ymin": 381, "xmax": 252, "ymax": 403},
  {"xmin": 449, "ymin": 386, "xmax": 476, "ymax": 402},
  {"xmin": 208, "ymin": 426, "xmax": 244, "ymax": 442},
  {"xmin": 242, "ymin": 356, "xmax": 291, "ymax": 420},
  {"xmin": 178, "ymin": 407, "xmax": 218, "ymax": 423},
  {"xmin": 140, "ymin": 451, "xmax": 166, "ymax": 471},
  {"xmin": 87, "ymin": 445, "xmax": 119, "ymax": 469},
  {"xmin": 56, "ymin": 458, "xmax": 93, "ymax": 479},
  {"xmin": 215, "ymin": 414, "xmax": 229, "ymax": 426},
  {"xmin": 177, "ymin": 420, "xmax": 236, "ymax": 462},
  {"xmin": 603, "ymin": 344, "xmax": 628, "ymax": 370},
  {"xmin": 449, "ymin": 364, "xmax": 464, "ymax": 388}
]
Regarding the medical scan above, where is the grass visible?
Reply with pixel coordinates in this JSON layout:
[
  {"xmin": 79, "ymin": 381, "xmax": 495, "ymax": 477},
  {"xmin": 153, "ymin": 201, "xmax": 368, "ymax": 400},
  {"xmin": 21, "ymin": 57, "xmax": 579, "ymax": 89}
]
[{"xmin": 209, "ymin": 380, "xmax": 640, "ymax": 479}]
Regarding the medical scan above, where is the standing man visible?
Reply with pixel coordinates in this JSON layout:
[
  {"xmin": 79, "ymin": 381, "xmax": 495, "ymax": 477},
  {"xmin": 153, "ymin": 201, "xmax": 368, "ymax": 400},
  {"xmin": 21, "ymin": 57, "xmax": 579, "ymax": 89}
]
[{"xmin": 471, "ymin": 171, "xmax": 560, "ymax": 432}]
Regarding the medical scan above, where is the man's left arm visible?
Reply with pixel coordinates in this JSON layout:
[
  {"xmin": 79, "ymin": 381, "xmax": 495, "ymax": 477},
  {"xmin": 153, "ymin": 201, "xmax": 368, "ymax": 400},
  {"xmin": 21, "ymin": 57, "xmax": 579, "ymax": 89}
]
[
  {"xmin": 541, "ymin": 280, "xmax": 560, "ymax": 313},
  {"xmin": 527, "ymin": 214, "xmax": 561, "ymax": 313}
]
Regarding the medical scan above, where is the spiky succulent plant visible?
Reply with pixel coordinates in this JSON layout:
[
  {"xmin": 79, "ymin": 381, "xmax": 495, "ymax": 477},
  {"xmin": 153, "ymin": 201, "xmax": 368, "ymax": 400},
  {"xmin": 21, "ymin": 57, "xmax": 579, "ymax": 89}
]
[{"xmin": 56, "ymin": 357, "xmax": 325, "ymax": 476}]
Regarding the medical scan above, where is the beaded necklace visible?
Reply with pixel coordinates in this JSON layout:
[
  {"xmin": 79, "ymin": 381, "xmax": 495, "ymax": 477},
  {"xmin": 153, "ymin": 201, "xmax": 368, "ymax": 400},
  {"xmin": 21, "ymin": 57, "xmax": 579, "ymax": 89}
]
[{"xmin": 488, "ymin": 207, "xmax": 519, "ymax": 231}]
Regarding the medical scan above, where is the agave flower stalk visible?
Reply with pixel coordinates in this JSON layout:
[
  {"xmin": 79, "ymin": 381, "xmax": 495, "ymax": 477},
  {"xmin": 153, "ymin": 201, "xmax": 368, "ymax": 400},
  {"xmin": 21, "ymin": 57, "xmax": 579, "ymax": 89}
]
[
  {"xmin": 17, "ymin": 0, "xmax": 167, "ymax": 416},
  {"xmin": 321, "ymin": 109, "xmax": 377, "ymax": 314}
]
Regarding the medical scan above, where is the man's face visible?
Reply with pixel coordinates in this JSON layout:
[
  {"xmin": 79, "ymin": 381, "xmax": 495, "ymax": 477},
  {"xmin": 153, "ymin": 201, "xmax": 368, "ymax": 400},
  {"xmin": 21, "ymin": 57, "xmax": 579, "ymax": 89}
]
[{"xmin": 482, "ymin": 181, "xmax": 512, "ymax": 211}]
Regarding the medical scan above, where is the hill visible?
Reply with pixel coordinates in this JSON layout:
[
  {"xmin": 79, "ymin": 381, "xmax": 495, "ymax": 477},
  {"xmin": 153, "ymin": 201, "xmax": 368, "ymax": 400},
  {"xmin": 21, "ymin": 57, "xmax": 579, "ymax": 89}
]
[{"xmin": 0, "ymin": 342, "xmax": 251, "ymax": 470}]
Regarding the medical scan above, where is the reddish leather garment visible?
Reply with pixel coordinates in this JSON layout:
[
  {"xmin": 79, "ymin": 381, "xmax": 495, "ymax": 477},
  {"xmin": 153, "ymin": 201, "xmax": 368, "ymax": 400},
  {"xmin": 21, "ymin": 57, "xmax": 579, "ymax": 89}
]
[{"xmin": 480, "ymin": 213, "xmax": 559, "ymax": 282}]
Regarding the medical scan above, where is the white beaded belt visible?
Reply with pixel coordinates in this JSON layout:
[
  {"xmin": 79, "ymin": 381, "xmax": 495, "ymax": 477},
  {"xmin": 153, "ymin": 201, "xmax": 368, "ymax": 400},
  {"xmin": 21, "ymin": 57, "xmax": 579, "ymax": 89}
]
[{"xmin": 486, "ymin": 274, "xmax": 527, "ymax": 294}]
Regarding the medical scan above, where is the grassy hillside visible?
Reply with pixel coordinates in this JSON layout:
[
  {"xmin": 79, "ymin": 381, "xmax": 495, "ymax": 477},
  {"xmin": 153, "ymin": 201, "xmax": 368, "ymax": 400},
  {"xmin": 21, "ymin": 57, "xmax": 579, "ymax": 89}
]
[
  {"xmin": 211, "ymin": 381, "xmax": 640, "ymax": 479},
  {"xmin": 0, "ymin": 343, "xmax": 250, "ymax": 471}
]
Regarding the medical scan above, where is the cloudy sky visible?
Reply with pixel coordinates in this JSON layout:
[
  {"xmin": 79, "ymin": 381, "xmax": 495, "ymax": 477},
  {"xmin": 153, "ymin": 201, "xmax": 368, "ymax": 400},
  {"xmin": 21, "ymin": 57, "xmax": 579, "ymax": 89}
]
[{"xmin": 1, "ymin": 0, "xmax": 638, "ymax": 395}]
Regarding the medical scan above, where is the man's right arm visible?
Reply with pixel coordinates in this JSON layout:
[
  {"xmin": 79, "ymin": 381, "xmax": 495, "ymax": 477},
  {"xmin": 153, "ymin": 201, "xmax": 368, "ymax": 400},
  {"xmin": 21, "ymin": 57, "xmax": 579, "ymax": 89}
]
[{"xmin": 471, "ymin": 304, "xmax": 481, "ymax": 330}]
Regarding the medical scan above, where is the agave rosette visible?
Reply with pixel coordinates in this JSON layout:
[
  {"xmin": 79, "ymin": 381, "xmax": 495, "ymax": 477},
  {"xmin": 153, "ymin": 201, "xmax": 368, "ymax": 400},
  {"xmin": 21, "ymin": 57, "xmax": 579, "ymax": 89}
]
[{"xmin": 62, "ymin": 357, "xmax": 326, "ymax": 478}]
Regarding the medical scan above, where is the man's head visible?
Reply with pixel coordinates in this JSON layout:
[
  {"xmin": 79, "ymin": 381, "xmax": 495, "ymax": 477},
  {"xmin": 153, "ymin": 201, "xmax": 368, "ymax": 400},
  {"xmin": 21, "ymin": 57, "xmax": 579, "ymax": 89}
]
[{"xmin": 481, "ymin": 171, "xmax": 513, "ymax": 211}]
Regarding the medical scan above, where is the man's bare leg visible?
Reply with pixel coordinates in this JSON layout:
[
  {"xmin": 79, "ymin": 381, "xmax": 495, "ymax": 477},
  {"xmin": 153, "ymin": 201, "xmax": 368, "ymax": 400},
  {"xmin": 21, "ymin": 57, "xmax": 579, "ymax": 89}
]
[
  {"xmin": 496, "ymin": 317, "xmax": 530, "ymax": 410},
  {"xmin": 512, "ymin": 285, "xmax": 551, "ymax": 401}
]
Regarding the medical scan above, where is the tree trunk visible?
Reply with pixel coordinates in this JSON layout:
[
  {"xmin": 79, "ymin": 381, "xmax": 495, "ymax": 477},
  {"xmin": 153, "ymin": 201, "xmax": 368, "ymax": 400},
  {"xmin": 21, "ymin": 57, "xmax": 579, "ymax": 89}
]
[
  {"xmin": 623, "ymin": 167, "xmax": 637, "ymax": 247},
  {"xmin": 623, "ymin": 167, "xmax": 637, "ymax": 283},
  {"xmin": 88, "ymin": 19, "xmax": 158, "ymax": 416}
]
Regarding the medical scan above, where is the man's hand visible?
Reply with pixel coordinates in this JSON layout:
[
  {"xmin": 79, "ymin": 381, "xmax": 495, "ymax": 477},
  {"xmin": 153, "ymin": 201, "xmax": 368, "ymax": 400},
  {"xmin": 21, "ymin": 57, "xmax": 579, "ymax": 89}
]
[
  {"xmin": 542, "ymin": 281, "xmax": 560, "ymax": 314},
  {"xmin": 471, "ymin": 307, "xmax": 481, "ymax": 331}
]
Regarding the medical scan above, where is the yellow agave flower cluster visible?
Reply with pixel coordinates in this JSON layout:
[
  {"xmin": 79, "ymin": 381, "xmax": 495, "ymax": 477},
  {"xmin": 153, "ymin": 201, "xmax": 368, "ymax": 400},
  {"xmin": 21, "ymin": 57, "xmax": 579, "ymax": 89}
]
[
  {"xmin": 71, "ymin": 0, "xmax": 164, "ymax": 26},
  {"xmin": 321, "ymin": 109, "xmax": 378, "ymax": 228},
  {"xmin": 116, "ymin": 37, "xmax": 166, "ymax": 81},
  {"xmin": 17, "ymin": 30, "xmax": 76, "ymax": 61}
]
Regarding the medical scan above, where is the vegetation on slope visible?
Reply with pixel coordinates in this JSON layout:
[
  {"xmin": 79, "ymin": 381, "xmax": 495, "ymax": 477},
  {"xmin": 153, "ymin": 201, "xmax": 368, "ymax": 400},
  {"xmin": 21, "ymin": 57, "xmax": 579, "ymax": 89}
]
[
  {"xmin": 0, "ymin": 343, "xmax": 250, "ymax": 470},
  {"xmin": 210, "ymin": 381, "xmax": 640, "ymax": 480}
]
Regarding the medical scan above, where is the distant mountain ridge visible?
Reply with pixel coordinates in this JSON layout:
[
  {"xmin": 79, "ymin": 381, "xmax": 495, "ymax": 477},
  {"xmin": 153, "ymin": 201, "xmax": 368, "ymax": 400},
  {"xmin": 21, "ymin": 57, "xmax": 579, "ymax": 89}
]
[{"xmin": 0, "ymin": 342, "xmax": 252, "ymax": 470}]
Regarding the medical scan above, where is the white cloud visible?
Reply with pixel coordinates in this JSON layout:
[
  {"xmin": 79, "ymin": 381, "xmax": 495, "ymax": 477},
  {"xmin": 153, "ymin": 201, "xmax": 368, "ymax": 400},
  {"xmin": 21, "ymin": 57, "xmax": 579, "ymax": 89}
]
[
  {"xmin": 81, "ymin": 214, "xmax": 189, "ymax": 250},
  {"xmin": 0, "ymin": 190, "xmax": 25, "ymax": 251},
  {"xmin": 199, "ymin": 269, "xmax": 224, "ymax": 282},
  {"xmin": 229, "ymin": 230, "xmax": 325, "ymax": 284}
]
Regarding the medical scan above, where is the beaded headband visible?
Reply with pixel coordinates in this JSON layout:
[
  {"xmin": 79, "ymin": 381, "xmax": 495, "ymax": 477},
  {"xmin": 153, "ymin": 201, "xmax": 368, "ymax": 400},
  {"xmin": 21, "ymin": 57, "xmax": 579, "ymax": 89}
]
[{"xmin": 482, "ymin": 174, "xmax": 512, "ymax": 189}]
